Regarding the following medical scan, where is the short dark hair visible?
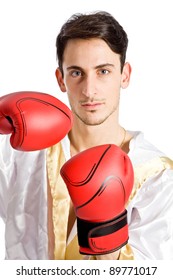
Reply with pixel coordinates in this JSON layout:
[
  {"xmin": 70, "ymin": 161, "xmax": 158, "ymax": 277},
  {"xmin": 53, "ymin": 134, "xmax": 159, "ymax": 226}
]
[{"xmin": 56, "ymin": 11, "xmax": 128, "ymax": 74}]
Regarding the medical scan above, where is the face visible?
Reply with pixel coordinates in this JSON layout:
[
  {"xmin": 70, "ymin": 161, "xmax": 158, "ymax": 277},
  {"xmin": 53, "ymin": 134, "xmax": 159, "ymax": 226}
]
[{"xmin": 56, "ymin": 38, "xmax": 131, "ymax": 126}]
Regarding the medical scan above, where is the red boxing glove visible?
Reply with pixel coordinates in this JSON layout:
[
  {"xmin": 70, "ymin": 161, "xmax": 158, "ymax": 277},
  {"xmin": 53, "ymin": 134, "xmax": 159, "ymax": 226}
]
[
  {"xmin": 0, "ymin": 91, "xmax": 73, "ymax": 151},
  {"xmin": 60, "ymin": 144, "xmax": 134, "ymax": 255}
]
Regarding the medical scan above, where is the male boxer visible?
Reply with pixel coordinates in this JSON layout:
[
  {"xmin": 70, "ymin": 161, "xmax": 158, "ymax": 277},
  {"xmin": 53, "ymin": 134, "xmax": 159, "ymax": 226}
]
[{"xmin": 0, "ymin": 11, "xmax": 173, "ymax": 260}]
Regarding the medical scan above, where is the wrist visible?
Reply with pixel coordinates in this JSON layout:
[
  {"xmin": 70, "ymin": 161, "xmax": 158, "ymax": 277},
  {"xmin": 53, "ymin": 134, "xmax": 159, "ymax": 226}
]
[{"xmin": 96, "ymin": 250, "xmax": 120, "ymax": 260}]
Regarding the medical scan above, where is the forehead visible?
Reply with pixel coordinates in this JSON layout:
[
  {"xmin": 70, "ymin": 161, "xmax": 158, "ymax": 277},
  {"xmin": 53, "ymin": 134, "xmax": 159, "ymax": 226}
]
[{"xmin": 62, "ymin": 38, "xmax": 120, "ymax": 68}]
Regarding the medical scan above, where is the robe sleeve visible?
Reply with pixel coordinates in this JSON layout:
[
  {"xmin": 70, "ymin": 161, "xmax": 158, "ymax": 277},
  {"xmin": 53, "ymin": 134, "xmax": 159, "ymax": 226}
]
[
  {"xmin": 0, "ymin": 135, "xmax": 14, "ymax": 220},
  {"xmin": 119, "ymin": 157, "xmax": 173, "ymax": 260},
  {"xmin": 126, "ymin": 167, "xmax": 173, "ymax": 259}
]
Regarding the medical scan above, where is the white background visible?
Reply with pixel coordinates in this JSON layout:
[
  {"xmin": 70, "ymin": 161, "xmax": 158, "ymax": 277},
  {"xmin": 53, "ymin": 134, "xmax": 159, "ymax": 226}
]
[{"xmin": 0, "ymin": 0, "xmax": 172, "ymax": 259}]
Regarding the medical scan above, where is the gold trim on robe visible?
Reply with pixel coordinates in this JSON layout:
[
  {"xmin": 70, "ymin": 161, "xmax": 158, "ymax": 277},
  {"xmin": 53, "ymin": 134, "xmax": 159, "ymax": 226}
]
[
  {"xmin": 47, "ymin": 143, "xmax": 70, "ymax": 260},
  {"xmin": 46, "ymin": 143, "xmax": 173, "ymax": 260}
]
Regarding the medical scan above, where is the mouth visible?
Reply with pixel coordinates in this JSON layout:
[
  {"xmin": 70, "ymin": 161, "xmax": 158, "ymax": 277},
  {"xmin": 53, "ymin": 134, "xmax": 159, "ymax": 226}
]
[{"xmin": 81, "ymin": 101, "xmax": 104, "ymax": 110}]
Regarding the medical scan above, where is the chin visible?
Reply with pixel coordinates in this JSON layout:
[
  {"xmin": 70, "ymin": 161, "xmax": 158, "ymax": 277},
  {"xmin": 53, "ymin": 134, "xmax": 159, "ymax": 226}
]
[
  {"xmin": 81, "ymin": 118, "xmax": 107, "ymax": 126},
  {"xmin": 74, "ymin": 110, "xmax": 111, "ymax": 126}
]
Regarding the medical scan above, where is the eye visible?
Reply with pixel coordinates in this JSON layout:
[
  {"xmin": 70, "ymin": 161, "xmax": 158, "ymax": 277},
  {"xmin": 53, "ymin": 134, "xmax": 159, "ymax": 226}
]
[
  {"xmin": 71, "ymin": 70, "xmax": 82, "ymax": 77},
  {"xmin": 98, "ymin": 69, "xmax": 109, "ymax": 75}
]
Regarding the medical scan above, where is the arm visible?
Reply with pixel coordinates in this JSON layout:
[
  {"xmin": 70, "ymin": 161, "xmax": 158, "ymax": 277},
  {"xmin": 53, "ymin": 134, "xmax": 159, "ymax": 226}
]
[{"xmin": 127, "ymin": 168, "xmax": 173, "ymax": 259}]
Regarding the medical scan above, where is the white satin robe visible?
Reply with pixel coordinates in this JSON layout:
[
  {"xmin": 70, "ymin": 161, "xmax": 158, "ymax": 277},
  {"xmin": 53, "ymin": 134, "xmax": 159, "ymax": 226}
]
[{"xmin": 0, "ymin": 131, "xmax": 173, "ymax": 259}]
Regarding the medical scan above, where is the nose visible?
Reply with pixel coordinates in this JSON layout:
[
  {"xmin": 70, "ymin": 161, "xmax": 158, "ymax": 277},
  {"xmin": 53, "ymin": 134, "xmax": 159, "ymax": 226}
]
[{"xmin": 81, "ymin": 74, "xmax": 97, "ymax": 98}]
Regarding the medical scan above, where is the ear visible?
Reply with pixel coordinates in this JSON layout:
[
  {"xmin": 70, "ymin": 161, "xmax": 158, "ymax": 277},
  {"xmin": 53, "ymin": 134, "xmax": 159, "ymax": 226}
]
[
  {"xmin": 55, "ymin": 68, "xmax": 66, "ymax": 92},
  {"xmin": 121, "ymin": 62, "xmax": 132, "ymax": 89}
]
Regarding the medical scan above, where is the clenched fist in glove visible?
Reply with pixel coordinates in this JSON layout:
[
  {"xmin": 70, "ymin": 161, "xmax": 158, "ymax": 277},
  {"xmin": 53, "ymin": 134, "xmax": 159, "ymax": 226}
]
[
  {"xmin": 0, "ymin": 91, "xmax": 73, "ymax": 151},
  {"xmin": 60, "ymin": 144, "xmax": 134, "ymax": 255}
]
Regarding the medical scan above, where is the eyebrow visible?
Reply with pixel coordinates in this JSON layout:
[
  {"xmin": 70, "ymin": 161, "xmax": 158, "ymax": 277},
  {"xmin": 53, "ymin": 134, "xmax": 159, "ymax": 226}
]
[
  {"xmin": 95, "ymin": 63, "xmax": 115, "ymax": 69},
  {"xmin": 66, "ymin": 63, "xmax": 115, "ymax": 71}
]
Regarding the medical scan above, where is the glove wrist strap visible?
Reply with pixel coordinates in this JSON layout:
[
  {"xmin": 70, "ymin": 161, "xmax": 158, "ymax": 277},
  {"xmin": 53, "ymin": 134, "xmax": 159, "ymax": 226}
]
[{"xmin": 77, "ymin": 209, "xmax": 128, "ymax": 255}]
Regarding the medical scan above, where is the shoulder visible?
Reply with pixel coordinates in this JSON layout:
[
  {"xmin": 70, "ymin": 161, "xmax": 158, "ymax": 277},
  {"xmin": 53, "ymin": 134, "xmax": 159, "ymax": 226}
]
[
  {"xmin": 128, "ymin": 131, "xmax": 166, "ymax": 166},
  {"xmin": 127, "ymin": 131, "xmax": 173, "ymax": 207},
  {"xmin": 127, "ymin": 131, "xmax": 173, "ymax": 202}
]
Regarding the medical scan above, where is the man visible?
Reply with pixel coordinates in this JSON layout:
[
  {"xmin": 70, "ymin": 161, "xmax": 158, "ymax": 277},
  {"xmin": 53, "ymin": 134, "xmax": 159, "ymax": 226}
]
[{"xmin": 0, "ymin": 11, "xmax": 173, "ymax": 260}]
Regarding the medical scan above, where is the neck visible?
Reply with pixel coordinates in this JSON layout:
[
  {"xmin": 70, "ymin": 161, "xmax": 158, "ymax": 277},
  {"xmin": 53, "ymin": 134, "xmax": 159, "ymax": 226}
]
[{"xmin": 68, "ymin": 113, "xmax": 130, "ymax": 156}]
